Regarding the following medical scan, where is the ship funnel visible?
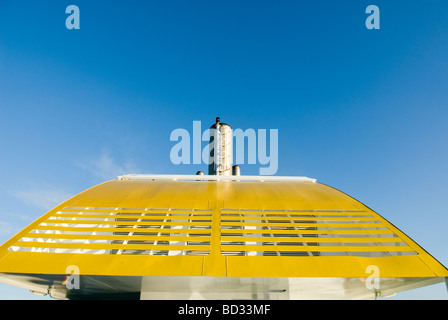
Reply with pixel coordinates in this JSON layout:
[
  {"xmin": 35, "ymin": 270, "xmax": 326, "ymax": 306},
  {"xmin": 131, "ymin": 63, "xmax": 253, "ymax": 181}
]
[{"xmin": 208, "ymin": 117, "xmax": 233, "ymax": 175}]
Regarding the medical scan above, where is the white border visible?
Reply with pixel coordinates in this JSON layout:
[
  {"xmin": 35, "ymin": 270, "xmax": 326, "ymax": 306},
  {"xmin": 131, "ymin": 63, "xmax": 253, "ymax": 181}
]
[{"xmin": 117, "ymin": 174, "xmax": 316, "ymax": 183}]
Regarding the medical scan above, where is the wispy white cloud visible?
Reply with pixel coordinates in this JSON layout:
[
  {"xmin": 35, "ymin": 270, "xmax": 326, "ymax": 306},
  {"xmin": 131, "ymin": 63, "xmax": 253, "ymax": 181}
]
[
  {"xmin": 13, "ymin": 188, "xmax": 73, "ymax": 211},
  {"xmin": 75, "ymin": 152, "xmax": 141, "ymax": 180},
  {"xmin": 0, "ymin": 220, "xmax": 15, "ymax": 237},
  {"xmin": 1, "ymin": 189, "xmax": 72, "ymax": 242},
  {"xmin": 10, "ymin": 153, "xmax": 139, "ymax": 215}
]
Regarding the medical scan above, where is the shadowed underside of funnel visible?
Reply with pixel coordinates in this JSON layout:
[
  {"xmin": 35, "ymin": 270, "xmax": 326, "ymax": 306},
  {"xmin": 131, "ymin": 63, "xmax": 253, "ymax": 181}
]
[{"xmin": 0, "ymin": 175, "xmax": 446, "ymax": 299}]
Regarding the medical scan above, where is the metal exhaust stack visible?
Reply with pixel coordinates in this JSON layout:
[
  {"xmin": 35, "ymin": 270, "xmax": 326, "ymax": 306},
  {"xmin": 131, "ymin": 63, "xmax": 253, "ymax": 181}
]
[{"xmin": 208, "ymin": 117, "xmax": 233, "ymax": 176}]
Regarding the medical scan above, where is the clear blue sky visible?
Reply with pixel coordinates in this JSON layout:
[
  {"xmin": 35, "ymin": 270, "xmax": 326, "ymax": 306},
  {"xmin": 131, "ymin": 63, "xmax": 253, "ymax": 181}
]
[{"xmin": 0, "ymin": 0, "xmax": 447, "ymax": 299}]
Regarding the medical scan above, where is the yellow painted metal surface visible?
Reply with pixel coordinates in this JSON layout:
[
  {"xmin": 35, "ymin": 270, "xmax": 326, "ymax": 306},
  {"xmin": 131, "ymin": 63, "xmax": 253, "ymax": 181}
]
[{"xmin": 0, "ymin": 179, "xmax": 446, "ymax": 279}]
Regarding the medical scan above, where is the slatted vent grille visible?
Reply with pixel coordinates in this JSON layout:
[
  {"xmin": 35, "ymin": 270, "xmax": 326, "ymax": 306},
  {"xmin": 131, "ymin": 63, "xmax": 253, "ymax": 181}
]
[
  {"xmin": 9, "ymin": 207, "xmax": 212, "ymax": 255},
  {"xmin": 220, "ymin": 209, "xmax": 417, "ymax": 257},
  {"xmin": 8, "ymin": 207, "xmax": 418, "ymax": 258}
]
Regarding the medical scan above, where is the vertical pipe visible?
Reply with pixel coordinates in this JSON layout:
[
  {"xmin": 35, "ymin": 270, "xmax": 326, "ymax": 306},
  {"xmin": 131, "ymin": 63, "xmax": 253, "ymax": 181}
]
[{"xmin": 208, "ymin": 117, "xmax": 233, "ymax": 175}]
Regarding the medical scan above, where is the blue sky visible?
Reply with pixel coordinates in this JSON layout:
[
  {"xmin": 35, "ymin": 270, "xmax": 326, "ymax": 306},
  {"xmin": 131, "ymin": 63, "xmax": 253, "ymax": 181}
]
[{"xmin": 0, "ymin": 0, "xmax": 447, "ymax": 299}]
